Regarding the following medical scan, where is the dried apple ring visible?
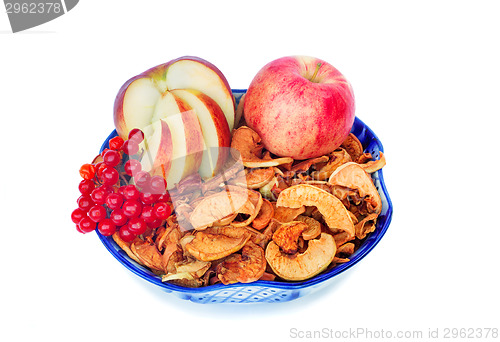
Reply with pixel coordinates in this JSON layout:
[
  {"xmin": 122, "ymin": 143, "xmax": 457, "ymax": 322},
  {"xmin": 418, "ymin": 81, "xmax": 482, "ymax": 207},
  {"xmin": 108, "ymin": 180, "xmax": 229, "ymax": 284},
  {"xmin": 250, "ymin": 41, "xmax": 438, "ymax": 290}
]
[{"xmin": 276, "ymin": 184, "xmax": 355, "ymax": 238}]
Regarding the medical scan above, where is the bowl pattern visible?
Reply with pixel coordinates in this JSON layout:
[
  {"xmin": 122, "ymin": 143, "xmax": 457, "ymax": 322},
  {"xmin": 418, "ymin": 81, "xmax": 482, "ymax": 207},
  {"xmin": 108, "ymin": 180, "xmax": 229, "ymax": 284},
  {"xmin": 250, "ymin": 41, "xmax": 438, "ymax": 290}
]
[{"xmin": 97, "ymin": 89, "xmax": 393, "ymax": 304}]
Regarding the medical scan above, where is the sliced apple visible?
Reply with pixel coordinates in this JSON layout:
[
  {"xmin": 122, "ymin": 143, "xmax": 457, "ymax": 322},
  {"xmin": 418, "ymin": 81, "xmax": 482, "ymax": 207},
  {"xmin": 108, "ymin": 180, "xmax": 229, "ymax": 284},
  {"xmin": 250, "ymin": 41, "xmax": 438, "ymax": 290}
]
[
  {"xmin": 163, "ymin": 109, "xmax": 204, "ymax": 189},
  {"xmin": 163, "ymin": 57, "xmax": 235, "ymax": 130},
  {"xmin": 171, "ymin": 89, "xmax": 230, "ymax": 178},
  {"xmin": 113, "ymin": 56, "xmax": 234, "ymax": 188},
  {"xmin": 139, "ymin": 119, "xmax": 173, "ymax": 177}
]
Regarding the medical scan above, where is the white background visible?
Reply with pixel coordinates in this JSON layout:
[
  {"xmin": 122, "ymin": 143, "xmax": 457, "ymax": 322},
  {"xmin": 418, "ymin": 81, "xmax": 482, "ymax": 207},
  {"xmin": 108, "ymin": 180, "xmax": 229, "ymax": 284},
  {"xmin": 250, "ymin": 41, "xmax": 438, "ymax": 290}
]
[{"xmin": 1, "ymin": 1, "xmax": 499, "ymax": 341}]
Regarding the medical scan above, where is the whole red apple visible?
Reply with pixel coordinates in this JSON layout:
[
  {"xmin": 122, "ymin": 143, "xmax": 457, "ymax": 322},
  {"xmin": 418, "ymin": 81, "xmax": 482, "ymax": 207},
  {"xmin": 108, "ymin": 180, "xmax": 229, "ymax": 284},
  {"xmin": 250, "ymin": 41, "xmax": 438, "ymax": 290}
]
[{"xmin": 243, "ymin": 56, "xmax": 355, "ymax": 160}]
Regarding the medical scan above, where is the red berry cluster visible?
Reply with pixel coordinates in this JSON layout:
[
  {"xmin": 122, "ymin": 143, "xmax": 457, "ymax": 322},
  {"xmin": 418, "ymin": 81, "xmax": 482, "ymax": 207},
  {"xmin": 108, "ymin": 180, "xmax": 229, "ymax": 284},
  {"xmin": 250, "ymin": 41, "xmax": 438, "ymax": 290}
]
[{"xmin": 71, "ymin": 129, "xmax": 172, "ymax": 242}]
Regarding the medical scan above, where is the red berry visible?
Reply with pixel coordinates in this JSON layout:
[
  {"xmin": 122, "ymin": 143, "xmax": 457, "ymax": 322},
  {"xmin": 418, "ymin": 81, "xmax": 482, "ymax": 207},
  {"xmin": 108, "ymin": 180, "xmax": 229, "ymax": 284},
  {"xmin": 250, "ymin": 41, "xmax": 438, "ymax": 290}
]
[
  {"xmin": 118, "ymin": 225, "xmax": 136, "ymax": 242},
  {"xmin": 139, "ymin": 191, "xmax": 155, "ymax": 205},
  {"xmin": 78, "ymin": 179, "xmax": 95, "ymax": 195},
  {"xmin": 122, "ymin": 139, "xmax": 139, "ymax": 155},
  {"xmin": 71, "ymin": 208, "xmax": 86, "ymax": 224},
  {"xmin": 124, "ymin": 159, "xmax": 142, "ymax": 176},
  {"xmin": 79, "ymin": 163, "xmax": 96, "ymax": 180},
  {"xmin": 133, "ymin": 171, "xmax": 151, "ymax": 190},
  {"xmin": 140, "ymin": 205, "xmax": 156, "ymax": 223},
  {"xmin": 90, "ymin": 187, "xmax": 107, "ymax": 205},
  {"xmin": 76, "ymin": 223, "xmax": 85, "ymax": 233},
  {"xmin": 128, "ymin": 129, "xmax": 145, "ymax": 143},
  {"xmin": 122, "ymin": 184, "xmax": 140, "ymax": 200},
  {"xmin": 78, "ymin": 216, "xmax": 97, "ymax": 233},
  {"xmin": 105, "ymin": 192, "xmax": 124, "ymax": 210},
  {"xmin": 128, "ymin": 217, "xmax": 147, "ymax": 235},
  {"xmin": 98, "ymin": 219, "xmax": 116, "ymax": 236},
  {"xmin": 146, "ymin": 218, "xmax": 162, "ymax": 229},
  {"xmin": 109, "ymin": 136, "xmax": 124, "ymax": 151},
  {"xmin": 88, "ymin": 205, "xmax": 107, "ymax": 223},
  {"xmin": 101, "ymin": 167, "xmax": 119, "ymax": 185},
  {"xmin": 122, "ymin": 200, "xmax": 142, "ymax": 218},
  {"xmin": 103, "ymin": 149, "xmax": 121, "ymax": 168},
  {"xmin": 77, "ymin": 195, "xmax": 94, "ymax": 212},
  {"xmin": 110, "ymin": 209, "xmax": 128, "ymax": 226},
  {"xmin": 153, "ymin": 202, "xmax": 171, "ymax": 220},
  {"xmin": 156, "ymin": 192, "xmax": 171, "ymax": 203},
  {"xmin": 150, "ymin": 176, "xmax": 167, "ymax": 194},
  {"xmin": 92, "ymin": 162, "xmax": 102, "ymax": 179}
]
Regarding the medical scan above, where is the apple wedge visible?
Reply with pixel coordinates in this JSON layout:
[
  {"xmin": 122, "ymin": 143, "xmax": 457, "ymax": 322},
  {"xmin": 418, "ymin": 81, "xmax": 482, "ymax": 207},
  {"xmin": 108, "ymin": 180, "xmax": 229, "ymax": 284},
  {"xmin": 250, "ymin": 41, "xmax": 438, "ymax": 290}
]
[
  {"xmin": 136, "ymin": 92, "xmax": 204, "ymax": 190},
  {"xmin": 163, "ymin": 57, "xmax": 235, "ymax": 130},
  {"xmin": 171, "ymin": 89, "xmax": 231, "ymax": 178}
]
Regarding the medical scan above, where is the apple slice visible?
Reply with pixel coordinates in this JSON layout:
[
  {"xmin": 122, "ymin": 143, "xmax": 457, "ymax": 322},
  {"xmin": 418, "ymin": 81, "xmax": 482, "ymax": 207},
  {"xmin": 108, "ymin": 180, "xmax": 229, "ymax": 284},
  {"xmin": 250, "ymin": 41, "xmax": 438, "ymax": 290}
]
[
  {"xmin": 163, "ymin": 57, "xmax": 235, "ymax": 130},
  {"xmin": 163, "ymin": 113, "xmax": 203, "ymax": 189},
  {"xmin": 133, "ymin": 92, "xmax": 203, "ymax": 190},
  {"xmin": 139, "ymin": 119, "xmax": 173, "ymax": 177},
  {"xmin": 171, "ymin": 89, "xmax": 231, "ymax": 178}
]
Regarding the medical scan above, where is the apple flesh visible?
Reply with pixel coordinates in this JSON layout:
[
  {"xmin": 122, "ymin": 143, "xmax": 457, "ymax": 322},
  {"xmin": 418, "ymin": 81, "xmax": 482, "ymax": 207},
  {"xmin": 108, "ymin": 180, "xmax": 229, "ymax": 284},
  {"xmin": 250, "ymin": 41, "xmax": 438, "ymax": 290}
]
[
  {"xmin": 171, "ymin": 89, "xmax": 230, "ymax": 178},
  {"xmin": 243, "ymin": 56, "xmax": 355, "ymax": 160}
]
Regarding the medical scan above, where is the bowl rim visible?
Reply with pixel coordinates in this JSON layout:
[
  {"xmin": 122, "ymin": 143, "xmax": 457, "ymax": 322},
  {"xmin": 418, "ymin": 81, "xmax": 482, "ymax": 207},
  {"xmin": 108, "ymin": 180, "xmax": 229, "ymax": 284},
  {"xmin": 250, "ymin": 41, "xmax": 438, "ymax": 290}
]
[{"xmin": 96, "ymin": 89, "xmax": 393, "ymax": 294}]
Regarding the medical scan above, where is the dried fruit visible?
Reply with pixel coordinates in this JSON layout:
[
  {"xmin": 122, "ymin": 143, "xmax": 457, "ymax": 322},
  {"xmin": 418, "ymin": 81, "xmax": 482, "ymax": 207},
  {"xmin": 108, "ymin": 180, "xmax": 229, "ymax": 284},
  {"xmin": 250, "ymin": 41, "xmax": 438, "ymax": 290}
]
[
  {"xmin": 230, "ymin": 126, "xmax": 293, "ymax": 168},
  {"xmin": 295, "ymin": 215, "xmax": 322, "ymax": 240},
  {"xmin": 272, "ymin": 221, "xmax": 308, "ymax": 254},
  {"xmin": 265, "ymin": 233, "xmax": 336, "ymax": 281},
  {"xmin": 359, "ymin": 152, "xmax": 386, "ymax": 173},
  {"xmin": 189, "ymin": 189, "xmax": 249, "ymax": 230},
  {"xmin": 239, "ymin": 167, "xmax": 275, "ymax": 189},
  {"xmin": 276, "ymin": 184, "xmax": 355, "ymax": 238},
  {"xmin": 251, "ymin": 198, "xmax": 274, "ymax": 230},
  {"xmin": 340, "ymin": 133, "xmax": 363, "ymax": 161},
  {"xmin": 216, "ymin": 241, "xmax": 266, "ymax": 285},
  {"xmin": 328, "ymin": 162, "xmax": 382, "ymax": 215},
  {"xmin": 185, "ymin": 230, "xmax": 251, "ymax": 261}
]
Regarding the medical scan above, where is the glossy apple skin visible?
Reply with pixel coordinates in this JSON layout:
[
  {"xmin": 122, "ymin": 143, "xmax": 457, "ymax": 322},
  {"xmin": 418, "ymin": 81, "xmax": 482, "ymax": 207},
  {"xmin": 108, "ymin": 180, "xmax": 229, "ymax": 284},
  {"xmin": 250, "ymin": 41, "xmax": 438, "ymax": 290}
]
[{"xmin": 243, "ymin": 56, "xmax": 355, "ymax": 160}]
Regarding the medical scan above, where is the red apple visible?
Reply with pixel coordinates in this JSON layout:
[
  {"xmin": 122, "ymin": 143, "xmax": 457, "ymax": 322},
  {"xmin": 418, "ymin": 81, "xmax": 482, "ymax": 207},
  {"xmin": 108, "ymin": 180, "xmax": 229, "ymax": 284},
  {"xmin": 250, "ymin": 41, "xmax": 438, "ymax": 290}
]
[{"xmin": 243, "ymin": 56, "xmax": 355, "ymax": 160}]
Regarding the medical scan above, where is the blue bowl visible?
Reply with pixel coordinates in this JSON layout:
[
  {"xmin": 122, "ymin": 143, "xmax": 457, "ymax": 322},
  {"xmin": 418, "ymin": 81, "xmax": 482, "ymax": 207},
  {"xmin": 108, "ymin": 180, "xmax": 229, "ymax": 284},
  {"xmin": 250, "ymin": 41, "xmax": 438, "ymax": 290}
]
[{"xmin": 97, "ymin": 89, "xmax": 393, "ymax": 303}]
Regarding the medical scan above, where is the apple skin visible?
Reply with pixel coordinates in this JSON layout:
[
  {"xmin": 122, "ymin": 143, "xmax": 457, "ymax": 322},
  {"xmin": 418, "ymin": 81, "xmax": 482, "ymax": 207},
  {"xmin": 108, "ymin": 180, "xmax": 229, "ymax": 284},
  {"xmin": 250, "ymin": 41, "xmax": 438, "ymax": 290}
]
[{"xmin": 243, "ymin": 56, "xmax": 355, "ymax": 160}]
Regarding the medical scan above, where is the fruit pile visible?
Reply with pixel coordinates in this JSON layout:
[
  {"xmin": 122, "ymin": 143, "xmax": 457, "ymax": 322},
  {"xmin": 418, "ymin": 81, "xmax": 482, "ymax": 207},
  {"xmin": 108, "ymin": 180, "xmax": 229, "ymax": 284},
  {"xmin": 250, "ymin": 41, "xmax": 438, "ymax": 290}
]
[
  {"xmin": 71, "ymin": 128, "xmax": 172, "ymax": 242},
  {"xmin": 71, "ymin": 55, "xmax": 387, "ymax": 287}
]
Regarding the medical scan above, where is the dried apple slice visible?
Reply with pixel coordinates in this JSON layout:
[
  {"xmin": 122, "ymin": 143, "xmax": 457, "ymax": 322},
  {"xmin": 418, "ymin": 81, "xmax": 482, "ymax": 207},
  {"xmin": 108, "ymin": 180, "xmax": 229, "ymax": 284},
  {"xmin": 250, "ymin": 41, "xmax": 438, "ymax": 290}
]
[
  {"xmin": 359, "ymin": 152, "xmax": 386, "ymax": 173},
  {"xmin": 238, "ymin": 167, "xmax": 275, "ymax": 189},
  {"xmin": 295, "ymin": 215, "xmax": 322, "ymax": 240},
  {"xmin": 272, "ymin": 203, "xmax": 306, "ymax": 223},
  {"xmin": 328, "ymin": 162, "xmax": 382, "ymax": 215},
  {"xmin": 185, "ymin": 231, "xmax": 251, "ymax": 261},
  {"xmin": 251, "ymin": 198, "xmax": 274, "ymax": 230},
  {"xmin": 276, "ymin": 184, "xmax": 355, "ymax": 238},
  {"xmin": 340, "ymin": 133, "xmax": 363, "ymax": 161},
  {"xmin": 311, "ymin": 148, "xmax": 352, "ymax": 180},
  {"xmin": 188, "ymin": 189, "xmax": 249, "ymax": 230},
  {"xmin": 265, "ymin": 233, "xmax": 336, "ymax": 281},
  {"xmin": 216, "ymin": 241, "xmax": 266, "ymax": 285},
  {"xmin": 162, "ymin": 259, "xmax": 211, "ymax": 282},
  {"xmin": 130, "ymin": 240, "xmax": 164, "ymax": 271},
  {"xmin": 272, "ymin": 221, "xmax": 308, "ymax": 254},
  {"xmin": 230, "ymin": 126, "xmax": 293, "ymax": 168}
]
